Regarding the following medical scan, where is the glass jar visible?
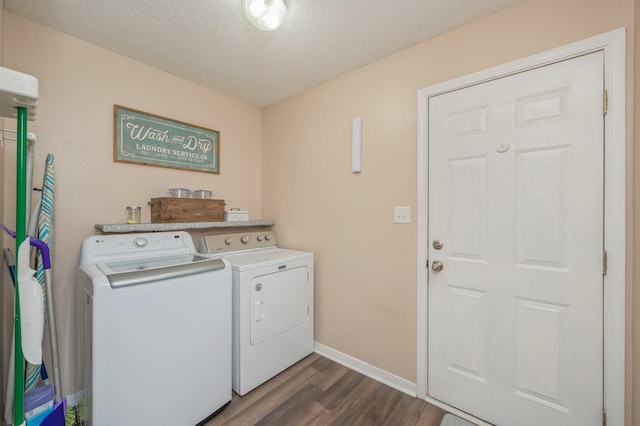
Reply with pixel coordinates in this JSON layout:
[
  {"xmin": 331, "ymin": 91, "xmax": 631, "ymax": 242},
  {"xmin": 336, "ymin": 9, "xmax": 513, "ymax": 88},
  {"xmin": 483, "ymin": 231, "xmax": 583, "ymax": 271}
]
[
  {"xmin": 192, "ymin": 190, "xmax": 213, "ymax": 199},
  {"xmin": 126, "ymin": 206, "xmax": 141, "ymax": 224}
]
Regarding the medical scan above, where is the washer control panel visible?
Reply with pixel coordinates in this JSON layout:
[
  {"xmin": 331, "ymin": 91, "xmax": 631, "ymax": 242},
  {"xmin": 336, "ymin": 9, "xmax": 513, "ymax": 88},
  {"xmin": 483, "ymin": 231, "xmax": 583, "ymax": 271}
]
[
  {"xmin": 201, "ymin": 231, "xmax": 276, "ymax": 254},
  {"xmin": 79, "ymin": 232, "xmax": 195, "ymax": 265}
]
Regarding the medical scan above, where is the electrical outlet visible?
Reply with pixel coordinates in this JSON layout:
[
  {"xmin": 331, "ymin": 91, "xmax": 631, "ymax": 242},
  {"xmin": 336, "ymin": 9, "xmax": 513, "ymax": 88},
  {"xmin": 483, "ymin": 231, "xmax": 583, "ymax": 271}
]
[{"xmin": 394, "ymin": 206, "xmax": 411, "ymax": 224}]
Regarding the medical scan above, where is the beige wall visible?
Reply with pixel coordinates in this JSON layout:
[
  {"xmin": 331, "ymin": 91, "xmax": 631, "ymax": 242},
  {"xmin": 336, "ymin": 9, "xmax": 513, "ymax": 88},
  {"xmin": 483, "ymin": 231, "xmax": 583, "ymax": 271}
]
[
  {"xmin": 2, "ymin": 0, "xmax": 640, "ymax": 423},
  {"xmin": 1, "ymin": 13, "xmax": 263, "ymax": 397},
  {"xmin": 634, "ymin": 0, "xmax": 640, "ymax": 424},
  {"xmin": 262, "ymin": 0, "xmax": 636, "ymax": 421}
]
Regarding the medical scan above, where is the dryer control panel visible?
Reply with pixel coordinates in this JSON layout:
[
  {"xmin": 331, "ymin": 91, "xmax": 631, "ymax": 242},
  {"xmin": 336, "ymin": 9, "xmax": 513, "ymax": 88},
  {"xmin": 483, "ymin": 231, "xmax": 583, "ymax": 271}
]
[{"xmin": 201, "ymin": 231, "xmax": 276, "ymax": 255}]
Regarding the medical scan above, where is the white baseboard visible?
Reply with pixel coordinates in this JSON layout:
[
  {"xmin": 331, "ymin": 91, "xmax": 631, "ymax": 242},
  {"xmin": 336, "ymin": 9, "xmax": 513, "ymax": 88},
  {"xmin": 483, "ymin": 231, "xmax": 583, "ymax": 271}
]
[{"xmin": 313, "ymin": 342, "xmax": 416, "ymax": 397}]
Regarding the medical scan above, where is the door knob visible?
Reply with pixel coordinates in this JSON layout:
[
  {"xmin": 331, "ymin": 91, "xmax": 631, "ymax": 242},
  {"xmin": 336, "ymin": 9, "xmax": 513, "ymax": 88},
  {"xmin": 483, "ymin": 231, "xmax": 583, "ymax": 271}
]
[
  {"xmin": 431, "ymin": 260, "xmax": 444, "ymax": 272},
  {"xmin": 432, "ymin": 240, "xmax": 443, "ymax": 250}
]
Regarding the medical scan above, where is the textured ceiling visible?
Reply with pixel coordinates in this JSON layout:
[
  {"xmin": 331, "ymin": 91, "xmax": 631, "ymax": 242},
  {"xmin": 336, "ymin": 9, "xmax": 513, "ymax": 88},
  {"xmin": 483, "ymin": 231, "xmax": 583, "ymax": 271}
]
[{"xmin": 5, "ymin": 0, "xmax": 521, "ymax": 107}]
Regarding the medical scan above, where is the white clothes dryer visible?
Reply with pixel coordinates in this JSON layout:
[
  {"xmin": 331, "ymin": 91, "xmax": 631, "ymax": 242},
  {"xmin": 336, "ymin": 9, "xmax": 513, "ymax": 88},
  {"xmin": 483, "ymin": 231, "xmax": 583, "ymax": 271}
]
[{"xmin": 201, "ymin": 231, "xmax": 314, "ymax": 396}]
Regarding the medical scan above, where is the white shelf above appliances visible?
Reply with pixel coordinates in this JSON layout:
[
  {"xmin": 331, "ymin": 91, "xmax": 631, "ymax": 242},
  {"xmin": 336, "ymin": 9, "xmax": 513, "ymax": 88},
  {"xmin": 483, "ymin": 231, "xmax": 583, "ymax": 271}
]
[{"xmin": 0, "ymin": 66, "xmax": 38, "ymax": 120}]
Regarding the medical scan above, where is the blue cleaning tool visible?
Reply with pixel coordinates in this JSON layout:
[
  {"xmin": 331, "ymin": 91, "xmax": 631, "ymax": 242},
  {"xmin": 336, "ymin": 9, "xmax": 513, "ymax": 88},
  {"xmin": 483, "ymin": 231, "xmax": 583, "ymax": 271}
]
[{"xmin": 4, "ymin": 248, "xmax": 16, "ymax": 283}]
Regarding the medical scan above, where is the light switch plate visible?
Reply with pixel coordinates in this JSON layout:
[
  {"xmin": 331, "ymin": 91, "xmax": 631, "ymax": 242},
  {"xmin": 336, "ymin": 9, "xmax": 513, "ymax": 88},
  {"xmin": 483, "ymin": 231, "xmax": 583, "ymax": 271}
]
[{"xmin": 394, "ymin": 206, "xmax": 411, "ymax": 224}]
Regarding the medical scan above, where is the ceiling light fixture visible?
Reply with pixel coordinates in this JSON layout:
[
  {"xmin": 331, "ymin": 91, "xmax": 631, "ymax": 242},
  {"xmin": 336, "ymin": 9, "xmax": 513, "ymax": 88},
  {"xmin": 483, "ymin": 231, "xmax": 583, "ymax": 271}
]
[{"xmin": 243, "ymin": 0, "xmax": 287, "ymax": 31}]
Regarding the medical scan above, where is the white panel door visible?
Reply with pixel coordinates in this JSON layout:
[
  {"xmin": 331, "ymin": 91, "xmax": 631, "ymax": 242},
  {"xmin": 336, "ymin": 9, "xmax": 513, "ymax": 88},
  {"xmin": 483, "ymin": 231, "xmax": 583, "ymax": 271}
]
[{"xmin": 428, "ymin": 51, "xmax": 604, "ymax": 425}]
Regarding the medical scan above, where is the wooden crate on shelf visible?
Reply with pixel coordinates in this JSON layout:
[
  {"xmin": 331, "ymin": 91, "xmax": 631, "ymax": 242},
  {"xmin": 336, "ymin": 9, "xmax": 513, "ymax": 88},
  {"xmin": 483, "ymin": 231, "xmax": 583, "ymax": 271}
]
[{"xmin": 149, "ymin": 198, "xmax": 225, "ymax": 223}]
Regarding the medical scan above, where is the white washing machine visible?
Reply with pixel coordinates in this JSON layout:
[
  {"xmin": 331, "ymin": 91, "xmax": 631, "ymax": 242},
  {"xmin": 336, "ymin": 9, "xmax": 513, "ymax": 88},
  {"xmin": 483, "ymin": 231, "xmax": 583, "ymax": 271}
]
[
  {"xmin": 76, "ymin": 231, "xmax": 232, "ymax": 426},
  {"xmin": 201, "ymin": 231, "xmax": 313, "ymax": 396}
]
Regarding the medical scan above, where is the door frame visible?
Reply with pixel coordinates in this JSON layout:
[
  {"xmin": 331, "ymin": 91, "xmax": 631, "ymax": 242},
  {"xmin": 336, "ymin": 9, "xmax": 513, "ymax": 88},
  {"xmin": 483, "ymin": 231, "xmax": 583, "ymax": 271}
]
[{"xmin": 417, "ymin": 28, "xmax": 626, "ymax": 425}]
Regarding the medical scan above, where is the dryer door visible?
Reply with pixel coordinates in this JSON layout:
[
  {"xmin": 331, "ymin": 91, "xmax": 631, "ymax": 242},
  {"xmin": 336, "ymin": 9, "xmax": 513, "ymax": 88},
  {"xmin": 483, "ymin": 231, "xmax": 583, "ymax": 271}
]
[{"xmin": 250, "ymin": 266, "xmax": 310, "ymax": 345}]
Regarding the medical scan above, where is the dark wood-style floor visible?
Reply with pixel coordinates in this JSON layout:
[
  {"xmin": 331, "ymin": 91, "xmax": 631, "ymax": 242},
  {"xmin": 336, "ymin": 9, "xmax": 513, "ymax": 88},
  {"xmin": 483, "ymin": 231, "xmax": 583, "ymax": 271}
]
[{"xmin": 205, "ymin": 353, "xmax": 447, "ymax": 426}]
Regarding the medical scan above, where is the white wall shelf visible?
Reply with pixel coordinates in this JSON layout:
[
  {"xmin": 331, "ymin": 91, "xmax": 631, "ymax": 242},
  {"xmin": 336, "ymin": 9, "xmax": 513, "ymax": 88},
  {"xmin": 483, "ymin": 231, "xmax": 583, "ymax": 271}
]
[{"xmin": 95, "ymin": 220, "xmax": 275, "ymax": 233}]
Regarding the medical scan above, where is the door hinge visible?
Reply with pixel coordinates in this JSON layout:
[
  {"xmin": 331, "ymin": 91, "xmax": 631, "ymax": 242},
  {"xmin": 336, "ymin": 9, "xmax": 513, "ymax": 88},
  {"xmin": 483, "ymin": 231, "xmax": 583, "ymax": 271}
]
[
  {"xmin": 602, "ymin": 409, "xmax": 607, "ymax": 426},
  {"xmin": 603, "ymin": 90, "xmax": 608, "ymax": 115},
  {"xmin": 603, "ymin": 250, "xmax": 608, "ymax": 276},
  {"xmin": 426, "ymin": 259, "xmax": 429, "ymax": 268}
]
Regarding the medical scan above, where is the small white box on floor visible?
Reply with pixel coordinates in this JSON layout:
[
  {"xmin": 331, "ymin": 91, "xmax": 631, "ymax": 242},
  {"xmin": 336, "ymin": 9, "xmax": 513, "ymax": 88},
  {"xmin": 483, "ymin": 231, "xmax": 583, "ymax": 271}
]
[{"xmin": 225, "ymin": 209, "xmax": 249, "ymax": 222}]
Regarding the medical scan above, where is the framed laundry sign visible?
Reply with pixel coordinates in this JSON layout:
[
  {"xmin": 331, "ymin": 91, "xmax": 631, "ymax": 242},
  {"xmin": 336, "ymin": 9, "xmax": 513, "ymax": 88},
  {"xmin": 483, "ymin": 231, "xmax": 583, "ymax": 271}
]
[{"xmin": 114, "ymin": 105, "xmax": 220, "ymax": 173}]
